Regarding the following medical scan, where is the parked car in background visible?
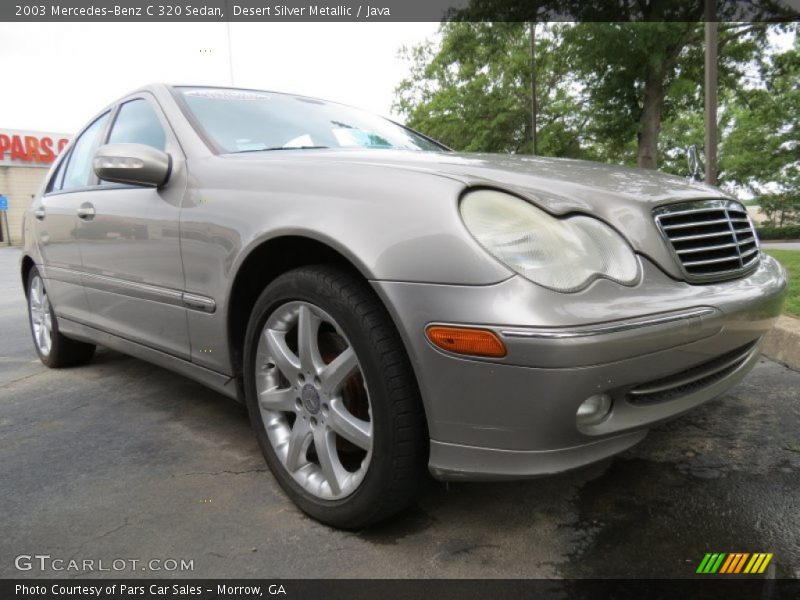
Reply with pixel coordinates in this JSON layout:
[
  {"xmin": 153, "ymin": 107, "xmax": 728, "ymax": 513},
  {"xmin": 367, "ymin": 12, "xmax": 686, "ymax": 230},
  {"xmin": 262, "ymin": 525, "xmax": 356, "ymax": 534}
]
[{"xmin": 21, "ymin": 84, "xmax": 787, "ymax": 528}]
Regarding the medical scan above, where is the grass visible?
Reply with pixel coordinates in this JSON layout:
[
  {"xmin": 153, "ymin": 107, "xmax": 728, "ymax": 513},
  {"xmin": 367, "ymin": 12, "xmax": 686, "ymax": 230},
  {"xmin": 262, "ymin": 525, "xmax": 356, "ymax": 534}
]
[{"xmin": 765, "ymin": 250, "xmax": 800, "ymax": 318}]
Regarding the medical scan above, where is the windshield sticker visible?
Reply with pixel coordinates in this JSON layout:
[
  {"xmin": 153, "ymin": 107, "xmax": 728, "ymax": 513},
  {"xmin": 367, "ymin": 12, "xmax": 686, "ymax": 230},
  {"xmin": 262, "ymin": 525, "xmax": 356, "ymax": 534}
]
[
  {"xmin": 183, "ymin": 89, "xmax": 271, "ymax": 101},
  {"xmin": 234, "ymin": 139, "xmax": 269, "ymax": 152}
]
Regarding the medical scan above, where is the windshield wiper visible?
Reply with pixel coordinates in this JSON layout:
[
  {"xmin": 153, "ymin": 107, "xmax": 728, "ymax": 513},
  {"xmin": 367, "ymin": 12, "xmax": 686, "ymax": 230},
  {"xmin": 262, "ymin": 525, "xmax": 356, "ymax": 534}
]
[{"xmin": 233, "ymin": 146, "xmax": 330, "ymax": 153}]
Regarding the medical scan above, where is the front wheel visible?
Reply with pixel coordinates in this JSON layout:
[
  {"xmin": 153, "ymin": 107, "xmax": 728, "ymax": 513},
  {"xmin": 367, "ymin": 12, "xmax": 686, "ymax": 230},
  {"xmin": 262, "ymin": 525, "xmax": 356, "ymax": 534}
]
[
  {"xmin": 243, "ymin": 265, "xmax": 427, "ymax": 528},
  {"xmin": 27, "ymin": 266, "xmax": 95, "ymax": 368}
]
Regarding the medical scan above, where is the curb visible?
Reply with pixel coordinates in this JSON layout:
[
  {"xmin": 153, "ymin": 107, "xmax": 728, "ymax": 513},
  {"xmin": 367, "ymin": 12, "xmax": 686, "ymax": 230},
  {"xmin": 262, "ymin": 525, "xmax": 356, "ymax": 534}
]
[{"xmin": 763, "ymin": 315, "xmax": 800, "ymax": 371}]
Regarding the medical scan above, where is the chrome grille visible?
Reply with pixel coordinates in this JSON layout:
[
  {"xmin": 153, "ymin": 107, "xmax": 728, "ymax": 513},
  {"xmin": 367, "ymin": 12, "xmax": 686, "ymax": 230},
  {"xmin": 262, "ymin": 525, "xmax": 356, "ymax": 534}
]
[{"xmin": 654, "ymin": 199, "xmax": 760, "ymax": 281}]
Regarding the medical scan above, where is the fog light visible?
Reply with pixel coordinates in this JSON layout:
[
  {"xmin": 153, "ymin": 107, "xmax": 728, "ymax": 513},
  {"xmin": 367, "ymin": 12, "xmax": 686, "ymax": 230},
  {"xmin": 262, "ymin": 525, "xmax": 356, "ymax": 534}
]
[{"xmin": 576, "ymin": 393, "xmax": 612, "ymax": 427}]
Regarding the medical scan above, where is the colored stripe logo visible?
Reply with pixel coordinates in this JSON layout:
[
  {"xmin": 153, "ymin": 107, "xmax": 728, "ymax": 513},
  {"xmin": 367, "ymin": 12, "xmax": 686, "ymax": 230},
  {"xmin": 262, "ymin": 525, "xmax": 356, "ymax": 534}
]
[{"xmin": 696, "ymin": 552, "xmax": 773, "ymax": 574}]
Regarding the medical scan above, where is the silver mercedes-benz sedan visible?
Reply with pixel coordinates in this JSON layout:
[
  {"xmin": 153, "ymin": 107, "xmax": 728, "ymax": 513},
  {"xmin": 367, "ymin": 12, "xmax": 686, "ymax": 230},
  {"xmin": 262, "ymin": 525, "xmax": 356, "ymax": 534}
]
[{"xmin": 21, "ymin": 84, "xmax": 787, "ymax": 527}]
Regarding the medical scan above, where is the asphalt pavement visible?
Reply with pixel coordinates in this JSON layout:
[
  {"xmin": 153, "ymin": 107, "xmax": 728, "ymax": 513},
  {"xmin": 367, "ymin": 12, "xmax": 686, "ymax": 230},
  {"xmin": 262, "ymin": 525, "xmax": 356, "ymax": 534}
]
[
  {"xmin": 762, "ymin": 242, "xmax": 800, "ymax": 251},
  {"xmin": 1, "ymin": 246, "xmax": 798, "ymax": 579}
]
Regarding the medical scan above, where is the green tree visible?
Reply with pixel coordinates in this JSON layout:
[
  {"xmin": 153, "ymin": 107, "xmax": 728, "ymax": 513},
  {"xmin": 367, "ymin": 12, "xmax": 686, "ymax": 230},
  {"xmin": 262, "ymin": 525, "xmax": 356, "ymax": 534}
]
[
  {"xmin": 562, "ymin": 21, "xmax": 705, "ymax": 168},
  {"xmin": 394, "ymin": 22, "xmax": 589, "ymax": 157},
  {"xmin": 721, "ymin": 31, "xmax": 799, "ymax": 223},
  {"xmin": 395, "ymin": 20, "xmax": 776, "ymax": 171}
]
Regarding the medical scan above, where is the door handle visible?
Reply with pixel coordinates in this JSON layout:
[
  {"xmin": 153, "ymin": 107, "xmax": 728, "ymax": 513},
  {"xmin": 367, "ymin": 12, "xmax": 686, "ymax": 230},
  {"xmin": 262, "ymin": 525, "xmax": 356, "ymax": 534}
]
[
  {"xmin": 34, "ymin": 207, "xmax": 46, "ymax": 220},
  {"xmin": 77, "ymin": 204, "xmax": 96, "ymax": 220}
]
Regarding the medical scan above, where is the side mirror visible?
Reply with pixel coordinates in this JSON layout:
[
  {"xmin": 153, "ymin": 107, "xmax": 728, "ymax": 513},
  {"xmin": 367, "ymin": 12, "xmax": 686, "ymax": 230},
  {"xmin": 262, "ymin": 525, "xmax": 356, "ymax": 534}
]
[{"xmin": 93, "ymin": 143, "xmax": 171, "ymax": 188}]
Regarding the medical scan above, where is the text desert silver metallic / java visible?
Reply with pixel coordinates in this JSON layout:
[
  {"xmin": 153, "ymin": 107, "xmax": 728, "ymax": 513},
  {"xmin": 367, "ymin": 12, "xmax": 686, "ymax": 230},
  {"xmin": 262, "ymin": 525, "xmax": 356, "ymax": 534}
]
[{"xmin": 21, "ymin": 84, "xmax": 787, "ymax": 528}]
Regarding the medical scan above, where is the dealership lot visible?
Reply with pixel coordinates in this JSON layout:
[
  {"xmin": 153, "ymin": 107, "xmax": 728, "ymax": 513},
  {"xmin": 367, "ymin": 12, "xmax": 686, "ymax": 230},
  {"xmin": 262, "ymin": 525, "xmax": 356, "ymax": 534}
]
[{"xmin": 1, "ymin": 246, "xmax": 798, "ymax": 579}]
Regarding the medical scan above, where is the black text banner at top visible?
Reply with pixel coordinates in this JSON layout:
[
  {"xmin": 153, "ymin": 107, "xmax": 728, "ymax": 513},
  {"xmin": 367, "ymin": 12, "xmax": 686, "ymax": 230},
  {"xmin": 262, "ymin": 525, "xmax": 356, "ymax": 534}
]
[{"xmin": 3, "ymin": 0, "xmax": 799, "ymax": 22}]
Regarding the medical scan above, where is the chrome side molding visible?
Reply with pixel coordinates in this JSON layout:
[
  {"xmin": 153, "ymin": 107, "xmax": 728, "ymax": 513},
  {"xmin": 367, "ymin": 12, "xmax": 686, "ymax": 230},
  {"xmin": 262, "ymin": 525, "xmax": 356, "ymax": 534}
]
[
  {"xmin": 182, "ymin": 292, "xmax": 216, "ymax": 313},
  {"xmin": 500, "ymin": 307, "xmax": 717, "ymax": 339}
]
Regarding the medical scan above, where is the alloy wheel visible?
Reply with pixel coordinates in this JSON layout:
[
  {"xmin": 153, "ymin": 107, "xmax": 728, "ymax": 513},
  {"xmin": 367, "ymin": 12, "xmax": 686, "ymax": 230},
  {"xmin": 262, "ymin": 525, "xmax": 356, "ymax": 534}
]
[
  {"xmin": 255, "ymin": 301, "xmax": 373, "ymax": 500},
  {"xmin": 29, "ymin": 274, "xmax": 52, "ymax": 357}
]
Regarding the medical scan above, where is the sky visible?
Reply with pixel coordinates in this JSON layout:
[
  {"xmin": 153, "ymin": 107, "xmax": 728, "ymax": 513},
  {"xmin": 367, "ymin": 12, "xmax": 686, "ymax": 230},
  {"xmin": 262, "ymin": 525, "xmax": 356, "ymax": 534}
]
[
  {"xmin": 0, "ymin": 22, "xmax": 440, "ymax": 134},
  {"xmin": 1, "ymin": 22, "xmax": 793, "ymax": 137}
]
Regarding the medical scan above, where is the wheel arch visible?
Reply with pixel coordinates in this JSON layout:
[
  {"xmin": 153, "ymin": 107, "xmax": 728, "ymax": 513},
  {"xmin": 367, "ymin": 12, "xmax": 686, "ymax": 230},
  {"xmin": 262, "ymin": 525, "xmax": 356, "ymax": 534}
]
[
  {"xmin": 226, "ymin": 234, "xmax": 377, "ymax": 379},
  {"xmin": 20, "ymin": 254, "xmax": 36, "ymax": 297}
]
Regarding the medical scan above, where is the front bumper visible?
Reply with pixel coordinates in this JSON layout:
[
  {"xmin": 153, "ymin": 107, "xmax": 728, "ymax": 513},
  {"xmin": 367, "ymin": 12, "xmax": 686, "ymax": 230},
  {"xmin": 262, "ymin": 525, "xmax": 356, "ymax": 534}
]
[{"xmin": 372, "ymin": 253, "xmax": 787, "ymax": 481}]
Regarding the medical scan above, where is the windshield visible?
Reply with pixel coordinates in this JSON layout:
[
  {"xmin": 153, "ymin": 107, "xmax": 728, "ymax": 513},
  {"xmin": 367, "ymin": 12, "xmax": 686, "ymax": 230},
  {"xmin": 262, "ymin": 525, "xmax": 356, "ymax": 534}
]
[{"xmin": 176, "ymin": 87, "xmax": 445, "ymax": 154}]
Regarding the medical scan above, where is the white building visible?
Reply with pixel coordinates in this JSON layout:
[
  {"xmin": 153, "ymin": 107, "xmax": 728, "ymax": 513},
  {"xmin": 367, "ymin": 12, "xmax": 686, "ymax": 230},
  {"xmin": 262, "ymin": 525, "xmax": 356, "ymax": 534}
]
[{"xmin": 0, "ymin": 129, "xmax": 71, "ymax": 245}]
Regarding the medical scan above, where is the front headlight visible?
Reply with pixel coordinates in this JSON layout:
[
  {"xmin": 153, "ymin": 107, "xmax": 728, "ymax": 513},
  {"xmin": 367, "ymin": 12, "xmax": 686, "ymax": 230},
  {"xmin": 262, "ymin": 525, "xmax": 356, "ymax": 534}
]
[{"xmin": 460, "ymin": 189, "xmax": 640, "ymax": 292}]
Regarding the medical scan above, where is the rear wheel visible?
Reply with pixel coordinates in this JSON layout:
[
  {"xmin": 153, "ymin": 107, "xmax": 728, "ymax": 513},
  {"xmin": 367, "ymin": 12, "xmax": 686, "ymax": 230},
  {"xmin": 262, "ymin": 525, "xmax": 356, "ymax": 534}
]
[
  {"xmin": 27, "ymin": 266, "xmax": 95, "ymax": 368},
  {"xmin": 243, "ymin": 265, "xmax": 427, "ymax": 528}
]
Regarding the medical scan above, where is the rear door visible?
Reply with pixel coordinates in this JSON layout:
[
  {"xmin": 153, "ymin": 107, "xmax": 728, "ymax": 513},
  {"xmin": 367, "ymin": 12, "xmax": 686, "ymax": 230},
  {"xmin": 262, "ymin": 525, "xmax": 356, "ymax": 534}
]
[
  {"xmin": 33, "ymin": 112, "xmax": 111, "ymax": 324},
  {"xmin": 75, "ymin": 94, "xmax": 190, "ymax": 359}
]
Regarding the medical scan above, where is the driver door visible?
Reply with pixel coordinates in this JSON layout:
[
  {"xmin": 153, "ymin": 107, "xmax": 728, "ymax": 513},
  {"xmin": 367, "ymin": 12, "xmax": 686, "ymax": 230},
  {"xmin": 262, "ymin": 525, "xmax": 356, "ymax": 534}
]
[{"xmin": 75, "ymin": 95, "xmax": 190, "ymax": 359}]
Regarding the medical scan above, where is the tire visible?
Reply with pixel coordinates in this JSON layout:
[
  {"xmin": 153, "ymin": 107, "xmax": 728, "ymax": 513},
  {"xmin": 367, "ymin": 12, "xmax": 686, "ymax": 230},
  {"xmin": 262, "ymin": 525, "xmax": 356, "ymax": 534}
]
[
  {"xmin": 243, "ymin": 265, "xmax": 427, "ymax": 529},
  {"xmin": 26, "ymin": 266, "xmax": 96, "ymax": 368}
]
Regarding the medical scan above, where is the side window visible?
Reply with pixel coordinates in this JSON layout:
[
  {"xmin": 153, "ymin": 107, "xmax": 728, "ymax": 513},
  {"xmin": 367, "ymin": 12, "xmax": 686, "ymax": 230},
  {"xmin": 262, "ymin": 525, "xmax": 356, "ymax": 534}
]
[
  {"xmin": 108, "ymin": 99, "xmax": 166, "ymax": 150},
  {"xmin": 61, "ymin": 112, "xmax": 111, "ymax": 191},
  {"xmin": 47, "ymin": 154, "xmax": 69, "ymax": 193}
]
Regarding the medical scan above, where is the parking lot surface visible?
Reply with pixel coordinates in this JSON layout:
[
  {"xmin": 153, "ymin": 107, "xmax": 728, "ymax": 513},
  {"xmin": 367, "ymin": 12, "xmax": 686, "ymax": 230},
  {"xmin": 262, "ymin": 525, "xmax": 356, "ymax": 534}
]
[
  {"xmin": 762, "ymin": 242, "xmax": 800, "ymax": 251},
  {"xmin": 1, "ymin": 247, "xmax": 798, "ymax": 579}
]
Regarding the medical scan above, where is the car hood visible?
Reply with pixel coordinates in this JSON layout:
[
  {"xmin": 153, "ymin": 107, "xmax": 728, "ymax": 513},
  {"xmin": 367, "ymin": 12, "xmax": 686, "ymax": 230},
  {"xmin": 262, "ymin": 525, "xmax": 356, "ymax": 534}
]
[
  {"xmin": 434, "ymin": 151, "xmax": 726, "ymax": 207},
  {"xmin": 226, "ymin": 149, "xmax": 736, "ymax": 280},
  {"xmin": 227, "ymin": 148, "xmax": 728, "ymax": 210}
]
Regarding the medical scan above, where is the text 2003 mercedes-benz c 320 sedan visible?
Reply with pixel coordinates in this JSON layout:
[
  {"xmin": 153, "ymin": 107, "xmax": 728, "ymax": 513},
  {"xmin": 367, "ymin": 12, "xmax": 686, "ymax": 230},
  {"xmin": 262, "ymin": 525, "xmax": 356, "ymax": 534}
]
[{"xmin": 22, "ymin": 84, "xmax": 786, "ymax": 527}]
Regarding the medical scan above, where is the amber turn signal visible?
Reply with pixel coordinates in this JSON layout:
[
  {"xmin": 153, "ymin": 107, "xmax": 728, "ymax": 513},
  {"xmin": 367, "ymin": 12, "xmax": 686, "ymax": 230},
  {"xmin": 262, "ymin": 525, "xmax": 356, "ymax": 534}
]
[{"xmin": 426, "ymin": 326, "xmax": 507, "ymax": 358}]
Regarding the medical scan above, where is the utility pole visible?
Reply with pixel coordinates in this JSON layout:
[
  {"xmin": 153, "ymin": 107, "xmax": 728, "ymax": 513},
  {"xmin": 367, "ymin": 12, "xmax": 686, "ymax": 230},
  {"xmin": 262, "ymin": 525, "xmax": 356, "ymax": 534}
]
[
  {"xmin": 529, "ymin": 21, "xmax": 538, "ymax": 155},
  {"xmin": 226, "ymin": 21, "xmax": 235, "ymax": 86},
  {"xmin": 704, "ymin": 0, "xmax": 718, "ymax": 185}
]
